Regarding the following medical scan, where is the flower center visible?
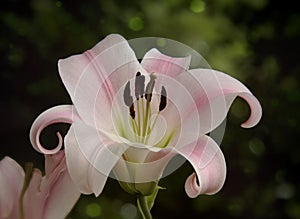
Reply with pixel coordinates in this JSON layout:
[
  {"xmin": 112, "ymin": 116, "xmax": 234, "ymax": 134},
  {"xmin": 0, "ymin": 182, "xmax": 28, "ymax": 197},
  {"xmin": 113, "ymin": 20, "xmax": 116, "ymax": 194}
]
[{"xmin": 123, "ymin": 72, "xmax": 167, "ymax": 144}]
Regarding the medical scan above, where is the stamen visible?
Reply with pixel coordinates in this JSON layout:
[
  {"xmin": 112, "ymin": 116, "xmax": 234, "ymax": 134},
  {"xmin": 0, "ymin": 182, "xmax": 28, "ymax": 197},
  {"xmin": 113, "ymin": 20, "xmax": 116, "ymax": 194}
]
[
  {"xmin": 145, "ymin": 74, "xmax": 156, "ymax": 102},
  {"xmin": 159, "ymin": 86, "xmax": 167, "ymax": 111},
  {"xmin": 130, "ymin": 104, "xmax": 135, "ymax": 119},
  {"xmin": 122, "ymin": 73, "xmax": 168, "ymax": 144},
  {"xmin": 135, "ymin": 72, "xmax": 145, "ymax": 100},
  {"xmin": 123, "ymin": 81, "xmax": 135, "ymax": 120},
  {"xmin": 123, "ymin": 81, "xmax": 133, "ymax": 107}
]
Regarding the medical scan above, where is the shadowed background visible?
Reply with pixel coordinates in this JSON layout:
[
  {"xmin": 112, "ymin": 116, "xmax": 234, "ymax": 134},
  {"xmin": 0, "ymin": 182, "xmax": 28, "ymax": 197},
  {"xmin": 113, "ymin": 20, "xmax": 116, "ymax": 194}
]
[{"xmin": 0, "ymin": 0, "xmax": 299, "ymax": 218}]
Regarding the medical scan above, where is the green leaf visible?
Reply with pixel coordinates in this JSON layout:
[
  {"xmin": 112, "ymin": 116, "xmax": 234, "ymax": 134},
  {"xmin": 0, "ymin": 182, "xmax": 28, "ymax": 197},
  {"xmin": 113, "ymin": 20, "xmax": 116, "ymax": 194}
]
[{"xmin": 146, "ymin": 185, "xmax": 165, "ymax": 210}]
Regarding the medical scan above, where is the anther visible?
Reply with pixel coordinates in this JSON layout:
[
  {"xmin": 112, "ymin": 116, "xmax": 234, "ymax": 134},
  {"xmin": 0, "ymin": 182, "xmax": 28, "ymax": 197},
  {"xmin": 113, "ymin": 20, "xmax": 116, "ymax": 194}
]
[
  {"xmin": 130, "ymin": 104, "xmax": 135, "ymax": 119},
  {"xmin": 135, "ymin": 72, "xmax": 145, "ymax": 100},
  {"xmin": 145, "ymin": 74, "xmax": 156, "ymax": 102},
  {"xmin": 159, "ymin": 86, "xmax": 167, "ymax": 111},
  {"xmin": 123, "ymin": 81, "xmax": 133, "ymax": 107}
]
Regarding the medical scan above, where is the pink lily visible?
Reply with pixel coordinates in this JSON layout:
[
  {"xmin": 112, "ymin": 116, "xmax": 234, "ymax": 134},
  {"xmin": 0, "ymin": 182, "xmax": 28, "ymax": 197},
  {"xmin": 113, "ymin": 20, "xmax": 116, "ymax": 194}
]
[
  {"xmin": 30, "ymin": 34, "xmax": 262, "ymax": 199},
  {"xmin": 0, "ymin": 156, "xmax": 23, "ymax": 219},
  {"xmin": 0, "ymin": 151, "xmax": 80, "ymax": 219}
]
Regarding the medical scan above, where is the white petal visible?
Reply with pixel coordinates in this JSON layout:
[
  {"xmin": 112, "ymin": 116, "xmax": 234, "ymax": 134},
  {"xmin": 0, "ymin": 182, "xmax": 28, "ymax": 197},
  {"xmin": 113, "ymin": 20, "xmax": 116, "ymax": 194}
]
[
  {"xmin": 58, "ymin": 34, "xmax": 144, "ymax": 133},
  {"xmin": 141, "ymin": 48, "xmax": 191, "ymax": 77},
  {"xmin": 65, "ymin": 122, "xmax": 128, "ymax": 196}
]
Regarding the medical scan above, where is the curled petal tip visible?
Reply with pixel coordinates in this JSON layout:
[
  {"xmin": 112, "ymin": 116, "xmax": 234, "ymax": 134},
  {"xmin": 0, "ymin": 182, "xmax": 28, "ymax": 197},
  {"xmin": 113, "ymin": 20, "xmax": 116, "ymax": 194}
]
[
  {"xmin": 240, "ymin": 93, "xmax": 263, "ymax": 128},
  {"xmin": 56, "ymin": 131, "xmax": 63, "ymax": 147},
  {"xmin": 184, "ymin": 173, "xmax": 200, "ymax": 198},
  {"xmin": 180, "ymin": 136, "xmax": 227, "ymax": 198},
  {"xmin": 30, "ymin": 105, "xmax": 78, "ymax": 155}
]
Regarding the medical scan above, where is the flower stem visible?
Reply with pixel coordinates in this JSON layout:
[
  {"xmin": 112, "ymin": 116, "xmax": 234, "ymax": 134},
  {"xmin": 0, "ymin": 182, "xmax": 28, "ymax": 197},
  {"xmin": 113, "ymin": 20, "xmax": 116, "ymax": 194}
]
[{"xmin": 137, "ymin": 195, "xmax": 153, "ymax": 219}]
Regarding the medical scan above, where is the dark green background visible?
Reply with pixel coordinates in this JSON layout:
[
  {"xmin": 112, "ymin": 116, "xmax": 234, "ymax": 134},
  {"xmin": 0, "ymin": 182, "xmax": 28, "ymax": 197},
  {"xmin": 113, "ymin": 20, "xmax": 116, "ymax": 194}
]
[{"xmin": 0, "ymin": 0, "xmax": 299, "ymax": 218}]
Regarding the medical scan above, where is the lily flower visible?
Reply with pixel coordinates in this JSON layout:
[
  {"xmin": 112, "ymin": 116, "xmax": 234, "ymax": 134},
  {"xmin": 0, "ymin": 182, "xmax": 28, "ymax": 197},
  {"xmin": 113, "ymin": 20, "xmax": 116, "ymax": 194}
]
[
  {"xmin": 30, "ymin": 34, "xmax": 262, "ymax": 200},
  {"xmin": 0, "ymin": 151, "xmax": 80, "ymax": 219},
  {"xmin": 0, "ymin": 156, "xmax": 23, "ymax": 219}
]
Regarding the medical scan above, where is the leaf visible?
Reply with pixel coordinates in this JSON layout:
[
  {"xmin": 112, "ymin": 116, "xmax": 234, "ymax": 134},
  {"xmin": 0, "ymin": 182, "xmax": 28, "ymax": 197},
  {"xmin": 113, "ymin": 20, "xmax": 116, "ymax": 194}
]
[{"xmin": 146, "ymin": 185, "xmax": 165, "ymax": 210}]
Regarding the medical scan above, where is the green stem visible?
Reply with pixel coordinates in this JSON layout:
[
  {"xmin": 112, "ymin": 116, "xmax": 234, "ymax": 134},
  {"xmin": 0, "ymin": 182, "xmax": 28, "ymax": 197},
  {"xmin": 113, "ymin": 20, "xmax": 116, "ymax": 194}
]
[{"xmin": 137, "ymin": 195, "xmax": 153, "ymax": 219}]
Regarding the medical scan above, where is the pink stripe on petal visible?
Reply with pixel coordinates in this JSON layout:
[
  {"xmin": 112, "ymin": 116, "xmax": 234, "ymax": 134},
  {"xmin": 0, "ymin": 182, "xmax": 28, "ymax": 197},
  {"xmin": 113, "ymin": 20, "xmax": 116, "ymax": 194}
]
[
  {"xmin": 58, "ymin": 34, "xmax": 143, "ymax": 129},
  {"xmin": 178, "ymin": 135, "xmax": 226, "ymax": 197},
  {"xmin": 58, "ymin": 34, "xmax": 128, "ymax": 100},
  {"xmin": 30, "ymin": 105, "xmax": 80, "ymax": 155},
  {"xmin": 189, "ymin": 69, "xmax": 262, "ymax": 131},
  {"xmin": 141, "ymin": 48, "xmax": 191, "ymax": 77}
]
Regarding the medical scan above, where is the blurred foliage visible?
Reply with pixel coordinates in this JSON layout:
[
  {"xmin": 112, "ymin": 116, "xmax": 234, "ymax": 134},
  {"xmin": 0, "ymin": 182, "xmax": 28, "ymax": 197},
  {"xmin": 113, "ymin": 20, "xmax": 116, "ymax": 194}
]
[{"xmin": 0, "ymin": 0, "xmax": 299, "ymax": 218}]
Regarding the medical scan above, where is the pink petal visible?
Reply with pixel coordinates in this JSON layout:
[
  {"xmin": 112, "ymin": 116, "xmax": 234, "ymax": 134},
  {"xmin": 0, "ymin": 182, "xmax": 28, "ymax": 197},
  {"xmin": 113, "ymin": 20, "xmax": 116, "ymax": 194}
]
[
  {"xmin": 22, "ymin": 169, "xmax": 44, "ymax": 218},
  {"xmin": 178, "ymin": 135, "xmax": 226, "ymax": 197},
  {"xmin": 23, "ymin": 151, "xmax": 80, "ymax": 219},
  {"xmin": 58, "ymin": 34, "xmax": 143, "ymax": 131},
  {"xmin": 0, "ymin": 157, "xmax": 24, "ymax": 219},
  {"xmin": 141, "ymin": 48, "xmax": 191, "ymax": 77},
  {"xmin": 190, "ymin": 69, "xmax": 262, "ymax": 129},
  {"xmin": 43, "ymin": 152, "xmax": 81, "ymax": 219},
  {"xmin": 64, "ymin": 122, "xmax": 128, "ymax": 196},
  {"xmin": 58, "ymin": 34, "xmax": 128, "ymax": 99},
  {"xmin": 164, "ymin": 68, "xmax": 262, "ymax": 136},
  {"xmin": 44, "ymin": 148, "xmax": 65, "ymax": 177},
  {"xmin": 150, "ymin": 73, "xmax": 201, "ymax": 149},
  {"xmin": 30, "ymin": 105, "xmax": 79, "ymax": 154}
]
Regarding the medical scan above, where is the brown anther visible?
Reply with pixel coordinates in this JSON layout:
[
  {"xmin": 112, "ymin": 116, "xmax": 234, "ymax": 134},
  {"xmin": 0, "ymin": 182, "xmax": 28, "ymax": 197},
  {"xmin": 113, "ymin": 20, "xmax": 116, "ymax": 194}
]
[
  {"xmin": 145, "ymin": 74, "xmax": 156, "ymax": 102},
  {"xmin": 123, "ymin": 81, "xmax": 133, "ymax": 107},
  {"xmin": 159, "ymin": 86, "xmax": 167, "ymax": 111},
  {"xmin": 130, "ymin": 104, "xmax": 135, "ymax": 119},
  {"xmin": 135, "ymin": 72, "xmax": 145, "ymax": 100}
]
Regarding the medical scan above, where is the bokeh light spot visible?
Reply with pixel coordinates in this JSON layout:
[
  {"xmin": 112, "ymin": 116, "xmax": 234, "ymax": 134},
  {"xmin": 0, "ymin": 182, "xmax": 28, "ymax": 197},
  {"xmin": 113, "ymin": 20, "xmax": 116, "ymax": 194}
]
[
  {"xmin": 120, "ymin": 203, "xmax": 138, "ymax": 219},
  {"xmin": 156, "ymin": 38, "xmax": 167, "ymax": 48},
  {"xmin": 55, "ymin": 1, "xmax": 62, "ymax": 7},
  {"xmin": 86, "ymin": 203, "xmax": 102, "ymax": 218},
  {"xmin": 228, "ymin": 200, "xmax": 244, "ymax": 217},
  {"xmin": 248, "ymin": 138, "xmax": 265, "ymax": 156},
  {"xmin": 190, "ymin": 0, "xmax": 206, "ymax": 13},
  {"xmin": 276, "ymin": 183, "xmax": 295, "ymax": 200},
  {"xmin": 128, "ymin": 16, "xmax": 144, "ymax": 31}
]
